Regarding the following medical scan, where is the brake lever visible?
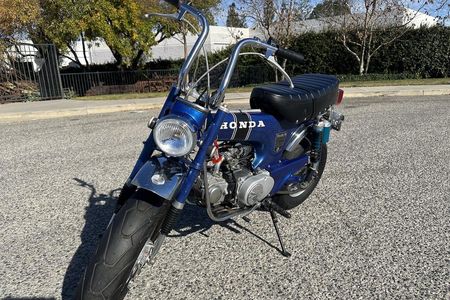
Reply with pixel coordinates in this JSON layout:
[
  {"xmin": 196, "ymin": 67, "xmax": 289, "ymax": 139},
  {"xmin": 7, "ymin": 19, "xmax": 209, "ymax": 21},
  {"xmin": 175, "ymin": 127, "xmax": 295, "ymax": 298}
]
[{"xmin": 265, "ymin": 47, "xmax": 276, "ymax": 59}]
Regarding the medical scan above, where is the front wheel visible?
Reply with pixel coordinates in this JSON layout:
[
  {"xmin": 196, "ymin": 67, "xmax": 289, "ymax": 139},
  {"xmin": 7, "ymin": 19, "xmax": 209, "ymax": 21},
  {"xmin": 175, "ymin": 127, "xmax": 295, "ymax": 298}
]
[
  {"xmin": 75, "ymin": 189, "xmax": 170, "ymax": 300},
  {"xmin": 274, "ymin": 144, "xmax": 327, "ymax": 210}
]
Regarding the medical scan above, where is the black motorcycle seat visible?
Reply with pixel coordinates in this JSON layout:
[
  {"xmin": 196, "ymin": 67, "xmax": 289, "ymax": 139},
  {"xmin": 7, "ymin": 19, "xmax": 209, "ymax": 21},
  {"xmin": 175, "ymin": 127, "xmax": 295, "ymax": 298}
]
[{"xmin": 250, "ymin": 74, "xmax": 339, "ymax": 123}]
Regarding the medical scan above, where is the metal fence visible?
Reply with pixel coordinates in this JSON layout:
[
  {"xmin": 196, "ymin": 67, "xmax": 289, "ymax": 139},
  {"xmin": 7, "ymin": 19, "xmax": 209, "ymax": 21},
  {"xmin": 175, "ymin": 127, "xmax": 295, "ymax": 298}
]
[
  {"xmin": 0, "ymin": 43, "xmax": 278, "ymax": 102},
  {"xmin": 61, "ymin": 64, "xmax": 276, "ymax": 97},
  {"xmin": 61, "ymin": 69, "xmax": 179, "ymax": 97},
  {"xmin": 0, "ymin": 43, "xmax": 64, "ymax": 103}
]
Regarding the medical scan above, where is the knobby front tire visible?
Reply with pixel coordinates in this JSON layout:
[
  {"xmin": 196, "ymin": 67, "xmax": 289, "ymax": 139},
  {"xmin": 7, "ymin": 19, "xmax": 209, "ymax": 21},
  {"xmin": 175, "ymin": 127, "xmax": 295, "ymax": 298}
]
[{"xmin": 75, "ymin": 189, "xmax": 170, "ymax": 300}]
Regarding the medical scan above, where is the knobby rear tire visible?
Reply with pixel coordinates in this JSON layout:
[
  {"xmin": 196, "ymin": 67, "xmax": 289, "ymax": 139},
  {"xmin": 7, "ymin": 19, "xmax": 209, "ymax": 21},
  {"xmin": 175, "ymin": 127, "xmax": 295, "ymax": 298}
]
[
  {"xmin": 274, "ymin": 144, "xmax": 328, "ymax": 210},
  {"xmin": 74, "ymin": 189, "xmax": 170, "ymax": 300}
]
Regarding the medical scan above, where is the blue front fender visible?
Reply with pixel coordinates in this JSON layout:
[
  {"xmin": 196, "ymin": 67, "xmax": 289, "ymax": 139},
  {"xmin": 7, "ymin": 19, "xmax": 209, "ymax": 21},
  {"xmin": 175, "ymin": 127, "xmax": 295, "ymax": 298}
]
[{"xmin": 131, "ymin": 156, "xmax": 186, "ymax": 200}]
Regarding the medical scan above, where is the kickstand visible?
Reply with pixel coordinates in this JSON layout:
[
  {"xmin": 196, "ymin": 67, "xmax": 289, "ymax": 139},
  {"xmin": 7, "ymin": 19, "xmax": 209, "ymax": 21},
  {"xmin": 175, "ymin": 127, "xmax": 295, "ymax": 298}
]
[{"xmin": 269, "ymin": 209, "xmax": 291, "ymax": 257}]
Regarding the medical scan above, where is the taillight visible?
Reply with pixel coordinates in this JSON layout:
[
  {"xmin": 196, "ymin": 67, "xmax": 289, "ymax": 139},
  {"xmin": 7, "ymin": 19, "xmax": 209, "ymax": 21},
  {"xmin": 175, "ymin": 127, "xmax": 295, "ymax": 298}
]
[{"xmin": 336, "ymin": 89, "xmax": 344, "ymax": 105}]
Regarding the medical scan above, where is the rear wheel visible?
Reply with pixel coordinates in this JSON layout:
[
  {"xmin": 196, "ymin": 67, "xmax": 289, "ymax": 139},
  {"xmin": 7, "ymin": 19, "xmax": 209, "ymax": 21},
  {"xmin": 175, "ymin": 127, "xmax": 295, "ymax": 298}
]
[
  {"xmin": 274, "ymin": 144, "xmax": 327, "ymax": 210},
  {"xmin": 75, "ymin": 189, "xmax": 170, "ymax": 300}
]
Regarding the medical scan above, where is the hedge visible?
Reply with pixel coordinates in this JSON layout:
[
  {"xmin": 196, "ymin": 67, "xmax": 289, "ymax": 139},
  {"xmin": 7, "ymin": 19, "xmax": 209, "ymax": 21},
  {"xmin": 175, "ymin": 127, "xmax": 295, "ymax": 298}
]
[
  {"xmin": 370, "ymin": 26, "xmax": 450, "ymax": 77},
  {"xmin": 62, "ymin": 26, "xmax": 449, "ymax": 85},
  {"xmin": 286, "ymin": 26, "xmax": 449, "ymax": 77}
]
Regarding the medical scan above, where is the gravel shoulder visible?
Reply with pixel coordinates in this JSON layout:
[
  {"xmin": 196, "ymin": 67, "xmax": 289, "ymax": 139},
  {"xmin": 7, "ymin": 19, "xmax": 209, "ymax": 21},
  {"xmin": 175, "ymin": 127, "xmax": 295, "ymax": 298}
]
[{"xmin": 0, "ymin": 95, "xmax": 449, "ymax": 299}]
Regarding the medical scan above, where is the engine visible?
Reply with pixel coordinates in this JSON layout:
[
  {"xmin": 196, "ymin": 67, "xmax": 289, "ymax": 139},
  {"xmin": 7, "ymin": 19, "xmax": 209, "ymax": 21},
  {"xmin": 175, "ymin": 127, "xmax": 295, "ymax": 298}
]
[
  {"xmin": 192, "ymin": 143, "xmax": 274, "ymax": 208},
  {"xmin": 235, "ymin": 169, "xmax": 274, "ymax": 206}
]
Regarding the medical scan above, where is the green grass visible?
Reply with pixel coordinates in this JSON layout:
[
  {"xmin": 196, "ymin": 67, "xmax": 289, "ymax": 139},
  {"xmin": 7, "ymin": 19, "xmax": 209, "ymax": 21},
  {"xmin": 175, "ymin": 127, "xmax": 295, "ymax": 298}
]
[
  {"xmin": 339, "ymin": 77, "xmax": 450, "ymax": 87},
  {"xmin": 77, "ymin": 92, "xmax": 167, "ymax": 101},
  {"xmin": 75, "ymin": 78, "xmax": 449, "ymax": 101},
  {"xmin": 75, "ymin": 86, "xmax": 255, "ymax": 101}
]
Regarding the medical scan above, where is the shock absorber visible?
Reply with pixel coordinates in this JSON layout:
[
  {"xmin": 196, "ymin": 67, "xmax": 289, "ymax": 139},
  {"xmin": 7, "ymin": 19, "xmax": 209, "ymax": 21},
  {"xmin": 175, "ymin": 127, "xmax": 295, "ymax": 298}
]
[
  {"xmin": 311, "ymin": 122, "xmax": 324, "ymax": 163},
  {"xmin": 301, "ymin": 121, "xmax": 325, "ymax": 186},
  {"xmin": 311, "ymin": 119, "xmax": 331, "ymax": 163},
  {"xmin": 160, "ymin": 205, "xmax": 182, "ymax": 235}
]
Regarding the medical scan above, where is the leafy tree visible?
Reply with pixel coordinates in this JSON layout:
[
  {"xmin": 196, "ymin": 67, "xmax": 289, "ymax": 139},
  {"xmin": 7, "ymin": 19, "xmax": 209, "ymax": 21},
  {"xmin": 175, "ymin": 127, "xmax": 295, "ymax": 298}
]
[
  {"xmin": 150, "ymin": 0, "xmax": 221, "ymax": 59},
  {"xmin": 309, "ymin": 0, "xmax": 351, "ymax": 19},
  {"xmin": 28, "ymin": 0, "xmax": 220, "ymax": 68},
  {"xmin": 29, "ymin": 0, "xmax": 89, "ymax": 68},
  {"xmin": 226, "ymin": 3, "xmax": 246, "ymax": 27},
  {"xmin": 87, "ymin": 0, "xmax": 157, "ymax": 68},
  {"xmin": 0, "ymin": 0, "xmax": 39, "ymax": 45},
  {"xmin": 330, "ymin": 0, "xmax": 429, "ymax": 75}
]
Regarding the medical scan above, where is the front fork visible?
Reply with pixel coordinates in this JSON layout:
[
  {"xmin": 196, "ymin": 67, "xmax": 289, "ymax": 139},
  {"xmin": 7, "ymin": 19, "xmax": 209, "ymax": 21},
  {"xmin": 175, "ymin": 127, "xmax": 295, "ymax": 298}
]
[
  {"xmin": 159, "ymin": 108, "xmax": 227, "ymax": 235},
  {"xmin": 118, "ymin": 106, "xmax": 228, "ymax": 239},
  {"xmin": 115, "ymin": 87, "xmax": 179, "ymax": 211}
]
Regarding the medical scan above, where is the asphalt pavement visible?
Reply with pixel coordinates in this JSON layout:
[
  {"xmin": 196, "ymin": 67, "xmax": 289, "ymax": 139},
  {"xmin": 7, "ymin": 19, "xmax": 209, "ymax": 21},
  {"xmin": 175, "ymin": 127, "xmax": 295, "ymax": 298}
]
[{"xmin": 0, "ymin": 95, "xmax": 449, "ymax": 299}]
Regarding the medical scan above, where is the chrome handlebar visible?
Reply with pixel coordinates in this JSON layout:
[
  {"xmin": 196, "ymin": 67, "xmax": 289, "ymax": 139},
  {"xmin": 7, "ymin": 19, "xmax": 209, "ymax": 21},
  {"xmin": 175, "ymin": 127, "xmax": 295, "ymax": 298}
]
[
  {"xmin": 148, "ymin": 4, "xmax": 210, "ymax": 90},
  {"xmin": 210, "ymin": 38, "xmax": 292, "ymax": 107},
  {"xmin": 176, "ymin": 4, "xmax": 209, "ymax": 90},
  {"xmin": 156, "ymin": 3, "xmax": 293, "ymax": 108}
]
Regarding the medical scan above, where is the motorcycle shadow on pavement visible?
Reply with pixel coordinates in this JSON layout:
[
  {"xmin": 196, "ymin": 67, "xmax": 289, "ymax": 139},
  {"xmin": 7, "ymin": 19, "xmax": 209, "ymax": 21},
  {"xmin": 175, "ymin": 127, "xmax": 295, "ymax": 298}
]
[
  {"xmin": 62, "ymin": 181, "xmax": 280, "ymax": 299},
  {"xmin": 61, "ymin": 178, "xmax": 119, "ymax": 300},
  {"xmin": 170, "ymin": 203, "xmax": 280, "ymax": 253}
]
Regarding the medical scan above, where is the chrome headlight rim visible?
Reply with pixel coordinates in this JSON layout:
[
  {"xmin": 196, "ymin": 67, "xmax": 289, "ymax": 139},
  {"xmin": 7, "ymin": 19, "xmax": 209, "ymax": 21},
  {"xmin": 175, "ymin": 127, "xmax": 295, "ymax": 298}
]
[{"xmin": 153, "ymin": 116, "xmax": 196, "ymax": 157}]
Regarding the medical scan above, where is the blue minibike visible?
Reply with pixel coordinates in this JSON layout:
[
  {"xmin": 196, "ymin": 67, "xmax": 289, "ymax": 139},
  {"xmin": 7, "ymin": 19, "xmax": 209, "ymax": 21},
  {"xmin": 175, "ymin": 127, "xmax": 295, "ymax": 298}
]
[{"xmin": 75, "ymin": 1, "xmax": 345, "ymax": 299}]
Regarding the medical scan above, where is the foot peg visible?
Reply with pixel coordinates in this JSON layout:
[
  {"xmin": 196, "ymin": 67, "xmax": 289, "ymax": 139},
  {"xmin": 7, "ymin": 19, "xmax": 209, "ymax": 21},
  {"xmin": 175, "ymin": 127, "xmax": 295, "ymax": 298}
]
[
  {"xmin": 263, "ymin": 198, "xmax": 291, "ymax": 257},
  {"xmin": 263, "ymin": 199, "xmax": 291, "ymax": 219}
]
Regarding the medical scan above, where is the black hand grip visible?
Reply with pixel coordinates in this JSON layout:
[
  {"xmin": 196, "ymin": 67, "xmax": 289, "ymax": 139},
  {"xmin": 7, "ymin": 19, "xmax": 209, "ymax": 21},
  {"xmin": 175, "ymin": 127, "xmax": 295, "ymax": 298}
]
[
  {"xmin": 275, "ymin": 47, "xmax": 305, "ymax": 64},
  {"xmin": 164, "ymin": 0, "xmax": 180, "ymax": 8}
]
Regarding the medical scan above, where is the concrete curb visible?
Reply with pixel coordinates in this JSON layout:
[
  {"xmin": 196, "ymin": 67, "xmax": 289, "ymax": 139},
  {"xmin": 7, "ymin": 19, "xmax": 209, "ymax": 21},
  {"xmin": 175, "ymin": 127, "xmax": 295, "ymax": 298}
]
[
  {"xmin": 1, "ymin": 88, "xmax": 448, "ymax": 123},
  {"xmin": 345, "ymin": 90, "xmax": 450, "ymax": 98},
  {"xmin": 0, "ymin": 102, "xmax": 164, "ymax": 122}
]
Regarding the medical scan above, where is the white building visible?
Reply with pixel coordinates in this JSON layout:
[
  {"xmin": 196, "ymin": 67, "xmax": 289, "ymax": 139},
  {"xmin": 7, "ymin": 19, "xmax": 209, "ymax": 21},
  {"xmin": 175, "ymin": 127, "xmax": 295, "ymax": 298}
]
[
  {"xmin": 59, "ymin": 8, "xmax": 439, "ymax": 67},
  {"xmin": 297, "ymin": 8, "xmax": 439, "ymax": 33},
  {"xmin": 61, "ymin": 26, "xmax": 252, "ymax": 66},
  {"xmin": 60, "ymin": 38, "xmax": 115, "ymax": 67},
  {"xmin": 401, "ymin": 8, "xmax": 440, "ymax": 28},
  {"xmin": 151, "ymin": 26, "xmax": 252, "ymax": 60}
]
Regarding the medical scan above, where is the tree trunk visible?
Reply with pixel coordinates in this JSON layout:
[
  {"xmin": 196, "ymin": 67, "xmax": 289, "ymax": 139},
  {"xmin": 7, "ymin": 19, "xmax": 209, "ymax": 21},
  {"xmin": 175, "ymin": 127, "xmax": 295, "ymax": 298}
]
[
  {"xmin": 182, "ymin": 28, "xmax": 189, "ymax": 83},
  {"xmin": 183, "ymin": 32, "xmax": 188, "ymax": 59},
  {"xmin": 131, "ymin": 49, "xmax": 145, "ymax": 69},
  {"xmin": 359, "ymin": 44, "xmax": 366, "ymax": 75},
  {"xmin": 282, "ymin": 58, "xmax": 287, "ymax": 80},
  {"xmin": 81, "ymin": 32, "xmax": 90, "ymax": 69},
  {"xmin": 364, "ymin": 54, "xmax": 371, "ymax": 74},
  {"xmin": 66, "ymin": 43, "xmax": 84, "ymax": 69},
  {"xmin": 359, "ymin": 63, "xmax": 364, "ymax": 75},
  {"xmin": 110, "ymin": 49, "xmax": 123, "ymax": 68}
]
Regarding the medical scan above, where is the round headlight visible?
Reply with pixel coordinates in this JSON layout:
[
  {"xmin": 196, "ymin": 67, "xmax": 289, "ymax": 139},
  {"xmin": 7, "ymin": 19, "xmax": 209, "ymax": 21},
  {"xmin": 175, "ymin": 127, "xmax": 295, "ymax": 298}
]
[{"xmin": 153, "ymin": 118, "xmax": 196, "ymax": 157}]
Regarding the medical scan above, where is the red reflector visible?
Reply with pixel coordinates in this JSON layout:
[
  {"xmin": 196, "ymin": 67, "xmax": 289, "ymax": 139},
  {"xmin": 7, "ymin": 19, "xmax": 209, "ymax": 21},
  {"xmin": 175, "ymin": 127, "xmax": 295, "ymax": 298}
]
[{"xmin": 336, "ymin": 89, "xmax": 344, "ymax": 105}]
